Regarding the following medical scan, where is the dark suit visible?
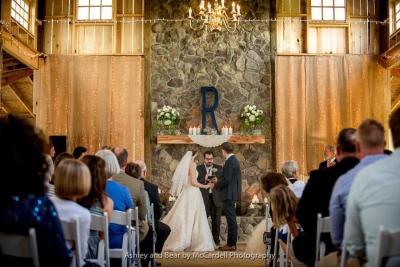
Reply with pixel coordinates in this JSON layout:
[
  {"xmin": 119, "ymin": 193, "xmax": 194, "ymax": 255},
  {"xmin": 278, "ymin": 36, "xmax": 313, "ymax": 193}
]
[
  {"xmin": 293, "ymin": 157, "xmax": 359, "ymax": 266},
  {"xmin": 139, "ymin": 178, "xmax": 171, "ymax": 254},
  {"xmin": 215, "ymin": 155, "xmax": 242, "ymax": 247},
  {"xmin": 197, "ymin": 164, "xmax": 223, "ymax": 244},
  {"xmin": 318, "ymin": 158, "xmax": 337, "ymax": 170}
]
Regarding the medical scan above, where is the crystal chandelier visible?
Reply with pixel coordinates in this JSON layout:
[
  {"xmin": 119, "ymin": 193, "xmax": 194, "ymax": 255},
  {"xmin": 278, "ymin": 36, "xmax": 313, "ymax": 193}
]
[{"xmin": 188, "ymin": 0, "xmax": 241, "ymax": 33}]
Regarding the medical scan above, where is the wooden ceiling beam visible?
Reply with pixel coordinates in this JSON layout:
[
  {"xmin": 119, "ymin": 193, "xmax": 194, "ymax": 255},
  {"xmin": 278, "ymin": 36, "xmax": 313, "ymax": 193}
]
[
  {"xmin": 5, "ymin": 85, "xmax": 35, "ymax": 118},
  {"xmin": 391, "ymin": 68, "xmax": 400, "ymax": 77},
  {"xmin": 1, "ymin": 68, "xmax": 33, "ymax": 86},
  {"xmin": 1, "ymin": 30, "xmax": 39, "ymax": 70}
]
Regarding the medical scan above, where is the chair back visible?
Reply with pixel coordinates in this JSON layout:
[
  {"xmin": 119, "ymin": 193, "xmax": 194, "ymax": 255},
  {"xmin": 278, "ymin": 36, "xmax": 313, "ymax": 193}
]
[
  {"xmin": 149, "ymin": 204, "xmax": 157, "ymax": 267},
  {"xmin": 61, "ymin": 218, "xmax": 82, "ymax": 267},
  {"xmin": 88, "ymin": 212, "xmax": 110, "ymax": 267},
  {"xmin": 130, "ymin": 207, "xmax": 141, "ymax": 267},
  {"xmin": 315, "ymin": 214, "xmax": 331, "ymax": 265},
  {"xmin": 376, "ymin": 226, "xmax": 400, "ymax": 267},
  {"xmin": 0, "ymin": 228, "xmax": 40, "ymax": 267}
]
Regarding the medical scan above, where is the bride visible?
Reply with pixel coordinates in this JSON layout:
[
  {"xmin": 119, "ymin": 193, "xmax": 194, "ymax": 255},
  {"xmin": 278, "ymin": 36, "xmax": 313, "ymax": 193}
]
[{"xmin": 162, "ymin": 151, "xmax": 215, "ymax": 252}]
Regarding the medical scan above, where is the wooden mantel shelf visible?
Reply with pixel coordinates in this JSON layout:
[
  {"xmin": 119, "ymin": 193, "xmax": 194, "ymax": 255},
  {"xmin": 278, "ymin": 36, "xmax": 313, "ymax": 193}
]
[{"xmin": 157, "ymin": 135, "xmax": 266, "ymax": 145}]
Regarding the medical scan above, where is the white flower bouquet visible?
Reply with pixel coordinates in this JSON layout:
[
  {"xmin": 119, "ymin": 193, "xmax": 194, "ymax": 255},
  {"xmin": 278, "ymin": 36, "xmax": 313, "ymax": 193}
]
[
  {"xmin": 157, "ymin": 105, "xmax": 180, "ymax": 134},
  {"xmin": 240, "ymin": 105, "xmax": 264, "ymax": 132}
]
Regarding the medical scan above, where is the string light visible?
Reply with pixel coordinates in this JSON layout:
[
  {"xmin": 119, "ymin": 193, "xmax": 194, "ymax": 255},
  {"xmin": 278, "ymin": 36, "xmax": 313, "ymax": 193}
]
[{"xmin": 0, "ymin": 18, "xmax": 392, "ymax": 26}]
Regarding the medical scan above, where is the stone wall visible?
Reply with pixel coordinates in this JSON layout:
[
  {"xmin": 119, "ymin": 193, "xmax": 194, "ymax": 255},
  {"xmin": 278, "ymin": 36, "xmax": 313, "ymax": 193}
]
[{"xmin": 146, "ymin": 0, "xmax": 274, "ymax": 194}]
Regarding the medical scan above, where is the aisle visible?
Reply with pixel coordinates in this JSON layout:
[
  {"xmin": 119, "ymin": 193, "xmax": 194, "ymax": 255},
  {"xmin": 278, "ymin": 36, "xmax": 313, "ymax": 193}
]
[{"xmin": 156, "ymin": 244, "xmax": 266, "ymax": 267}]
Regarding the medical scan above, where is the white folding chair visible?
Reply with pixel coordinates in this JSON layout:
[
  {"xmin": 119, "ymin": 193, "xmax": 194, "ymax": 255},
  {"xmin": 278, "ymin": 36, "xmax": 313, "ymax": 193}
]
[
  {"xmin": 376, "ymin": 226, "xmax": 400, "ymax": 267},
  {"xmin": 109, "ymin": 209, "xmax": 133, "ymax": 267},
  {"xmin": 148, "ymin": 204, "xmax": 157, "ymax": 267},
  {"xmin": 0, "ymin": 228, "xmax": 40, "ymax": 267},
  {"xmin": 130, "ymin": 207, "xmax": 141, "ymax": 267},
  {"xmin": 272, "ymin": 228, "xmax": 279, "ymax": 267},
  {"xmin": 315, "ymin": 213, "xmax": 331, "ymax": 265},
  {"xmin": 86, "ymin": 212, "xmax": 110, "ymax": 267},
  {"xmin": 61, "ymin": 218, "xmax": 82, "ymax": 267}
]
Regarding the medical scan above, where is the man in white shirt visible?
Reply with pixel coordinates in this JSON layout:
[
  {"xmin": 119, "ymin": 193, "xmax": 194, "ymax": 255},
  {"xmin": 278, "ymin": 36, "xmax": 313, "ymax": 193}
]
[{"xmin": 344, "ymin": 108, "xmax": 400, "ymax": 267}]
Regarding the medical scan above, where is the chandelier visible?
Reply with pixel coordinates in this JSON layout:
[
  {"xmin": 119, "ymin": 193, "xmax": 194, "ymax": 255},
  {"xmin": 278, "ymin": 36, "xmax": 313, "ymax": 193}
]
[{"xmin": 188, "ymin": 0, "xmax": 241, "ymax": 33}]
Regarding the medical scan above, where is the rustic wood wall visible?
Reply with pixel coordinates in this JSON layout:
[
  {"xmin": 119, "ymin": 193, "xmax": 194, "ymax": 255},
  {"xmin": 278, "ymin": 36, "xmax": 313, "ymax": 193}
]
[{"xmin": 43, "ymin": 0, "xmax": 144, "ymax": 54}]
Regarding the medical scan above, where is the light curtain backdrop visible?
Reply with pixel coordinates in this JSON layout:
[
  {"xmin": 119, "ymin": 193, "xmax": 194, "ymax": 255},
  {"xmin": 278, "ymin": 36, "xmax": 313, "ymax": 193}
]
[
  {"xmin": 34, "ymin": 55, "xmax": 144, "ymax": 160},
  {"xmin": 275, "ymin": 55, "xmax": 391, "ymax": 177}
]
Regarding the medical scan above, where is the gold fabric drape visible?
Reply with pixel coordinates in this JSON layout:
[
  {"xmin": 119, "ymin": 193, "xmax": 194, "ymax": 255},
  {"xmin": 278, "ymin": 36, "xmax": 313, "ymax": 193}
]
[
  {"xmin": 34, "ymin": 55, "xmax": 144, "ymax": 160},
  {"xmin": 275, "ymin": 55, "xmax": 390, "ymax": 176}
]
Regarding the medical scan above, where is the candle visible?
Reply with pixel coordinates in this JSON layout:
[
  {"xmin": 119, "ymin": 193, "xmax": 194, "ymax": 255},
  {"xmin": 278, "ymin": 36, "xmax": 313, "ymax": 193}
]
[
  {"xmin": 189, "ymin": 8, "xmax": 193, "ymax": 18},
  {"xmin": 228, "ymin": 126, "xmax": 233, "ymax": 135},
  {"xmin": 251, "ymin": 195, "xmax": 260, "ymax": 204},
  {"xmin": 189, "ymin": 126, "xmax": 193, "ymax": 135},
  {"xmin": 208, "ymin": 2, "xmax": 212, "ymax": 12},
  {"xmin": 264, "ymin": 197, "xmax": 268, "ymax": 203},
  {"xmin": 237, "ymin": 4, "xmax": 241, "ymax": 15},
  {"xmin": 221, "ymin": 0, "xmax": 224, "ymax": 7},
  {"xmin": 232, "ymin": 1, "xmax": 236, "ymax": 12},
  {"xmin": 200, "ymin": 0, "xmax": 205, "ymax": 9}
]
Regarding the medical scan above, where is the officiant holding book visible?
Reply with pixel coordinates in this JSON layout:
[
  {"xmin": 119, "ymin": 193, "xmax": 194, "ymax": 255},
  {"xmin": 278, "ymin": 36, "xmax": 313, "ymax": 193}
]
[{"xmin": 197, "ymin": 151, "xmax": 223, "ymax": 246}]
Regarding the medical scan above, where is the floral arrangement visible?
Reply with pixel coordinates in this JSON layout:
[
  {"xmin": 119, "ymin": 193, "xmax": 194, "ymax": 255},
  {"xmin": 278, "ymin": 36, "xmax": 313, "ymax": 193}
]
[
  {"xmin": 240, "ymin": 104, "xmax": 264, "ymax": 130},
  {"xmin": 157, "ymin": 105, "xmax": 180, "ymax": 130}
]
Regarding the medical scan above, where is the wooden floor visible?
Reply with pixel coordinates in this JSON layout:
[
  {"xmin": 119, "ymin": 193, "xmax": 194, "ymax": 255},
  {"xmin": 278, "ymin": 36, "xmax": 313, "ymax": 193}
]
[{"xmin": 155, "ymin": 244, "xmax": 267, "ymax": 267}]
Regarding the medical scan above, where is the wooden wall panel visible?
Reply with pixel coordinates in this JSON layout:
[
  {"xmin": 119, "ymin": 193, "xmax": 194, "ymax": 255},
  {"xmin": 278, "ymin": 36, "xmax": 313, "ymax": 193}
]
[
  {"xmin": 308, "ymin": 28, "xmax": 347, "ymax": 54},
  {"xmin": 276, "ymin": 0, "xmax": 380, "ymax": 54},
  {"xmin": 44, "ymin": 0, "xmax": 144, "ymax": 55},
  {"xmin": 277, "ymin": 19, "xmax": 303, "ymax": 53}
]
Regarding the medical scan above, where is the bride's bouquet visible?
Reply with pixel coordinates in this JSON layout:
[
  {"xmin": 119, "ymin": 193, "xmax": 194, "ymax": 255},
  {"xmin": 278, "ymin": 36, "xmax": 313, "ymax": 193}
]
[
  {"xmin": 240, "ymin": 104, "xmax": 264, "ymax": 132},
  {"xmin": 157, "ymin": 105, "xmax": 180, "ymax": 134}
]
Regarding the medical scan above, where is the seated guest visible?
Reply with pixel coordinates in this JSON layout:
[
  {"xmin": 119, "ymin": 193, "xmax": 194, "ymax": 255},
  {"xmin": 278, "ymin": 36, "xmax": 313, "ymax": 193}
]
[
  {"xmin": 111, "ymin": 147, "xmax": 152, "ymax": 267},
  {"xmin": 95, "ymin": 149, "xmax": 134, "ymax": 249},
  {"xmin": 245, "ymin": 172, "xmax": 290, "ymax": 255},
  {"xmin": 128, "ymin": 161, "xmax": 171, "ymax": 253},
  {"xmin": 344, "ymin": 109, "xmax": 400, "ymax": 267},
  {"xmin": 45, "ymin": 154, "xmax": 55, "ymax": 197},
  {"xmin": 51, "ymin": 159, "xmax": 92, "ymax": 265},
  {"xmin": 0, "ymin": 114, "xmax": 72, "ymax": 267},
  {"xmin": 270, "ymin": 185, "xmax": 299, "ymax": 237},
  {"xmin": 261, "ymin": 172, "xmax": 289, "ymax": 193},
  {"xmin": 319, "ymin": 145, "xmax": 337, "ymax": 170},
  {"xmin": 54, "ymin": 152, "xmax": 74, "ymax": 168},
  {"xmin": 78, "ymin": 155, "xmax": 114, "ymax": 259},
  {"xmin": 48, "ymin": 152, "xmax": 73, "ymax": 197},
  {"xmin": 294, "ymin": 128, "xmax": 359, "ymax": 267},
  {"xmin": 281, "ymin": 160, "xmax": 306, "ymax": 198},
  {"xmin": 330, "ymin": 120, "xmax": 386, "ymax": 250},
  {"xmin": 111, "ymin": 147, "xmax": 149, "ymax": 240},
  {"xmin": 73, "ymin": 146, "xmax": 88, "ymax": 159}
]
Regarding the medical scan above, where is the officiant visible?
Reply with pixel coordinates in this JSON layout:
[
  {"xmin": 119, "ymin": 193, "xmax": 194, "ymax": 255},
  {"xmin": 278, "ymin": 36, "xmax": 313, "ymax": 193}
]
[{"xmin": 197, "ymin": 151, "xmax": 223, "ymax": 245}]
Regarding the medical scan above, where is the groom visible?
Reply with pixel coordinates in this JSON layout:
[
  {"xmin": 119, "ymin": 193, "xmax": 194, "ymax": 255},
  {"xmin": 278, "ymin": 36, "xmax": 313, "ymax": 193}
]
[{"xmin": 213, "ymin": 142, "xmax": 242, "ymax": 251}]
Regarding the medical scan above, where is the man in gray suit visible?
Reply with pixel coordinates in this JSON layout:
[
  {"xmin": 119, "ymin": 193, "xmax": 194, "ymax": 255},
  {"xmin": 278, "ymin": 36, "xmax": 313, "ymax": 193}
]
[
  {"xmin": 214, "ymin": 142, "xmax": 242, "ymax": 251},
  {"xmin": 197, "ymin": 151, "xmax": 223, "ymax": 245},
  {"xmin": 112, "ymin": 147, "xmax": 153, "ymax": 267}
]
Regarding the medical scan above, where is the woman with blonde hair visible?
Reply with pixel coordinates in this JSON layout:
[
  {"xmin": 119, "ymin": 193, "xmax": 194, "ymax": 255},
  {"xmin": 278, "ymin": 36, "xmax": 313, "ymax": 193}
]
[
  {"xmin": 51, "ymin": 159, "xmax": 92, "ymax": 265},
  {"xmin": 270, "ymin": 185, "xmax": 299, "ymax": 236}
]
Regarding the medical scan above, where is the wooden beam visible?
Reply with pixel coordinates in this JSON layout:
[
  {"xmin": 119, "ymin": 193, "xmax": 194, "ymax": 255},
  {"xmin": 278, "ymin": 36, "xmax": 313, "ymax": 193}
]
[
  {"xmin": 0, "ymin": 106, "xmax": 9, "ymax": 113},
  {"xmin": 157, "ymin": 135, "xmax": 266, "ymax": 145},
  {"xmin": 393, "ymin": 94, "xmax": 400, "ymax": 112},
  {"xmin": 391, "ymin": 68, "xmax": 400, "ymax": 77},
  {"xmin": 1, "ymin": 68, "xmax": 33, "ymax": 86},
  {"xmin": 5, "ymin": 85, "xmax": 34, "ymax": 118},
  {"xmin": 1, "ymin": 30, "xmax": 39, "ymax": 69}
]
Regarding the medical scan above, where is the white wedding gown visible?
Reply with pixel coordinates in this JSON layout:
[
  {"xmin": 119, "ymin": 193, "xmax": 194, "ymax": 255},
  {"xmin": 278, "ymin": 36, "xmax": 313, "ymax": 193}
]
[{"xmin": 162, "ymin": 171, "xmax": 215, "ymax": 252}]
